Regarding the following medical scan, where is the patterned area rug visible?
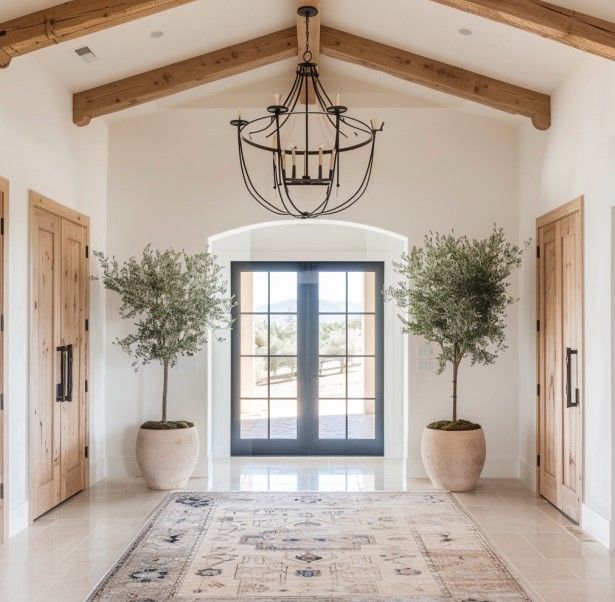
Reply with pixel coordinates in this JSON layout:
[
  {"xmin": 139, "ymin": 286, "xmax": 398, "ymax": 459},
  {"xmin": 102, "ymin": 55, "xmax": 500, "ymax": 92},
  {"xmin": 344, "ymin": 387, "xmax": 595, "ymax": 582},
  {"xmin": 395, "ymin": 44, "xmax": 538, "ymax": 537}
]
[{"xmin": 88, "ymin": 492, "xmax": 534, "ymax": 601}]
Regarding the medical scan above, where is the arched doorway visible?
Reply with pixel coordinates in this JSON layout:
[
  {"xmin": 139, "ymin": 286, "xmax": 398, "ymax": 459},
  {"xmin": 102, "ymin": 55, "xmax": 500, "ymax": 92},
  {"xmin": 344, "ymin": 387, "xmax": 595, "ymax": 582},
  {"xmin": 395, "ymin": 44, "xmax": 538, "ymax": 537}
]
[{"xmin": 207, "ymin": 220, "xmax": 408, "ymax": 459}]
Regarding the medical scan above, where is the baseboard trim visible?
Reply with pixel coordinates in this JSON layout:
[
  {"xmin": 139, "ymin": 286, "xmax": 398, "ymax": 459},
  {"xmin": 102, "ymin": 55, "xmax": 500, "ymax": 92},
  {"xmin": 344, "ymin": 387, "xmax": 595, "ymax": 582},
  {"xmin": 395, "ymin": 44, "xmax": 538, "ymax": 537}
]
[
  {"xmin": 407, "ymin": 457, "xmax": 520, "ymax": 479},
  {"xmin": 518, "ymin": 458, "xmax": 537, "ymax": 492},
  {"xmin": 89, "ymin": 456, "xmax": 107, "ymax": 486},
  {"xmin": 581, "ymin": 503, "xmax": 614, "ymax": 549},
  {"xmin": 8, "ymin": 500, "xmax": 29, "ymax": 539},
  {"xmin": 106, "ymin": 456, "xmax": 208, "ymax": 481}
]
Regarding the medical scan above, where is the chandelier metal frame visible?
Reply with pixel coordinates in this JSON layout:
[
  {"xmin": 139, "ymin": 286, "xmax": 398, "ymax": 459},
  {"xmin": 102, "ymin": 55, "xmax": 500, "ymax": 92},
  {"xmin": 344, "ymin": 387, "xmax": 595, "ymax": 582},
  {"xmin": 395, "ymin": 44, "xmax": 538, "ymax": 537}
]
[{"xmin": 230, "ymin": 5, "xmax": 384, "ymax": 219}]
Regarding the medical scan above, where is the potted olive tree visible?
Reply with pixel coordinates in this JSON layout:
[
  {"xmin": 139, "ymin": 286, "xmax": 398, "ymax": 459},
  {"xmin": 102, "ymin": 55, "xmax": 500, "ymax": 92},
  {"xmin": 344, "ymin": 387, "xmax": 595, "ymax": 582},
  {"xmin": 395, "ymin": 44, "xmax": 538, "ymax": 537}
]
[
  {"xmin": 95, "ymin": 246, "xmax": 233, "ymax": 490},
  {"xmin": 386, "ymin": 227, "xmax": 526, "ymax": 491}
]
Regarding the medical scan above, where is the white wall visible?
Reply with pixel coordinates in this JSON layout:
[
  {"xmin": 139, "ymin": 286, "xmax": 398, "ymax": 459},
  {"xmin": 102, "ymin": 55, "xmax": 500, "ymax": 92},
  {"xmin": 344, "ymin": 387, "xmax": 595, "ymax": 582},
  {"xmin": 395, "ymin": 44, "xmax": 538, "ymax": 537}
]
[
  {"xmin": 517, "ymin": 55, "xmax": 615, "ymax": 548},
  {"xmin": 105, "ymin": 106, "xmax": 521, "ymax": 480},
  {"xmin": 0, "ymin": 55, "xmax": 109, "ymax": 536}
]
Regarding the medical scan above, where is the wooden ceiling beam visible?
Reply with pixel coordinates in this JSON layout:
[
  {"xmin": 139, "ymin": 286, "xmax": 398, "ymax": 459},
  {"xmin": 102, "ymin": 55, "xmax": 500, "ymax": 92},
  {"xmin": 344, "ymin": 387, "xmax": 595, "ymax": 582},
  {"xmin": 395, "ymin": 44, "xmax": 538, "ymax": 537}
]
[
  {"xmin": 73, "ymin": 27, "xmax": 298, "ymax": 125},
  {"xmin": 0, "ymin": 0, "xmax": 197, "ymax": 68},
  {"xmin": 430, "ymin": 0, "xmax": 615, "ymax": 61},
  {"xmin": 296, "ymin": 1, "xmax": 320, "ymax": 104},
  {"xmin": 320, "ymin": 26, "xmax": 551, "ymax": 129}
]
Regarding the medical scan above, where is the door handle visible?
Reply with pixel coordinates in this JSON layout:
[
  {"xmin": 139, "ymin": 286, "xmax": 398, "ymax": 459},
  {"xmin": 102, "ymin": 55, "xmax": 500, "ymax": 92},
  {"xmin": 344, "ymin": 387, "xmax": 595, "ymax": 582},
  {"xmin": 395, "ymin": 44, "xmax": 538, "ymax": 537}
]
[
  {"xmin": 56, "ymin": 345, "xmax": 67, "ymax": 401},
  {"xmin": 566, "ymin": 347, "xmax": 579, "ymax": 408},
  {"xmin": 65, "ymin": 344, "xmax": 73, "ymax": 402}
]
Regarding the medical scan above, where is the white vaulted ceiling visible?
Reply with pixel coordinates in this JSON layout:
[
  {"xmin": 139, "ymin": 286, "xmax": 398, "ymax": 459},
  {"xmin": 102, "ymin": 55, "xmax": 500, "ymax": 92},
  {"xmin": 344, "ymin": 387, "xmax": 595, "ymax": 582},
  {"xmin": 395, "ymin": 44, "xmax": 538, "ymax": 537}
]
[{"xmin": 2, "ymin": 0, "xmax": 615, "ymax": 125}]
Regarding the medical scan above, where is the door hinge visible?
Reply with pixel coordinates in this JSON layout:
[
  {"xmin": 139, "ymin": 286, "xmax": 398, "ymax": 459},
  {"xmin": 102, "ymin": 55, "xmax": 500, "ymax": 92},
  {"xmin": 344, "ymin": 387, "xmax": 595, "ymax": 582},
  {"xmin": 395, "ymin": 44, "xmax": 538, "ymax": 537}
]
[
  {"xmin": 85, "ymin": 445, "xmax": 89, "ymax": 459},
  {"xmin": 1, "ymin": 217, "xmax": 4, "ymax": 236},
  {"xmin": 85, "ymin": 318, "xmax": 89, "ymax": 331},
  {"xmin": 537, "ymin": 454, "xmax": 540, "ymax": 467},
  {"xmin": 0, "ymin": 392, "xmax": 3, "ymax": 411},
  {"xmin": 1, "ymin": 314, "xmax": 4, "ymax": 331},
  {"xmin": 537, "ymin": 383, "xmax": 540, "ymax": 396},
  {"xmin": 0, "ymin": 483, "xmax": 3, "ymax": 499},
  {"xmin": 85, "ymin": 245, "xmax": 89, "ymax": 259},
  {"xmin": 537, "ymin": 320, "xmax": 540, "ymax": 332},
  {"xmin": 536, "ymin": 246, "xmax": 540, "ymax": 259},
  {"xmin": 85, "ymin": 379, "xmax": 88, "ymax": 393}
]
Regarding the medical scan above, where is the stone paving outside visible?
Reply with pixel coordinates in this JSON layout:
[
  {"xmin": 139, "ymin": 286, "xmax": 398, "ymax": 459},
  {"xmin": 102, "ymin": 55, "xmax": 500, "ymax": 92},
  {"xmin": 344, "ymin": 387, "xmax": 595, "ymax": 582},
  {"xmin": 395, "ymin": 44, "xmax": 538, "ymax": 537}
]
[
  {"xmin": 242, "ymin": 363, "xmax": 375, "ymax": 439},
  {"xmin": 241, "ymin": 414, "xmax": 375, "ymax": 440}
]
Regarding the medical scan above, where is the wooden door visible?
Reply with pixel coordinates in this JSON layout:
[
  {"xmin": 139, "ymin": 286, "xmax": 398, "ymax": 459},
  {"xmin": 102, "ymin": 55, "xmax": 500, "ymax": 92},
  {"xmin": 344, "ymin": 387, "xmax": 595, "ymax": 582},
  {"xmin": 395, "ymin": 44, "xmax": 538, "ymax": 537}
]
[
  {"xmin": 30, "ymin": 205, "xmax": 62, "ymax": 518},
  {"xmin": 60, "ymin": 219, "xmax": 88, "ymax": 500},
  {"xmin": 30, "ymin": 192, "xmax": 89, "ymax": 519},
  {"xmin": 537, "ymin": 197, "xmax": 583, "ymax": 522}
]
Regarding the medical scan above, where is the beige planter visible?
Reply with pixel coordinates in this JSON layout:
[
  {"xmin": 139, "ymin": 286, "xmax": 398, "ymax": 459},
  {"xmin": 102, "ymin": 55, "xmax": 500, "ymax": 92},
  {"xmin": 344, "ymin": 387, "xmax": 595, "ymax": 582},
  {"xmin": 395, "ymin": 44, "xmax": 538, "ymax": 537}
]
[
  {"xmin": 421, "ymin": 426, "xmax": 486, "ymax": 492},
  {"xmin": 136, "ymin": 426, "xmax": 199, "ymax": 490}
]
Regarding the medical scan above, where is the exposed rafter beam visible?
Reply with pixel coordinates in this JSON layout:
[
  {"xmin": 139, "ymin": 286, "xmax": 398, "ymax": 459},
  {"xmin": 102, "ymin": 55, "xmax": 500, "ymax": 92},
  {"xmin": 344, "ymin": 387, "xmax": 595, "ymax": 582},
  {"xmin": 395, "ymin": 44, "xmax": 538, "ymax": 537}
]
[
  {"xmin": 296, "ymin": 1, "xmax": 320, "ymax": 104},
  {"xmin": 430, "ymin": 0, "xmax": 615, "ymax": 61},
  {"xmin": 73, "ymin": 27, "xmax": 297, "ymax": 125},
  {"xmin": 320, "ymin": 26, "xmax": 551, "ymax": 129},
  {"xmin": 73, "ymin": 25, "xmax": 551, "ymax": 128},
  {"xmin": 0, "ymin": 0, "xmax": 196, "ymax": 68}
]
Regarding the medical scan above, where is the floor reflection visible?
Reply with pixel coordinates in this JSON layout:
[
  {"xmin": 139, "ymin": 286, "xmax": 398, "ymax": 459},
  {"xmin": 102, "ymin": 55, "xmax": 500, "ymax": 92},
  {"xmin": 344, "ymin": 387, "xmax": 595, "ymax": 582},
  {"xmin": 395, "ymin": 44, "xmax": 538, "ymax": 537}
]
[{"xmin": 206, "ymin": 457, "xmax": 410, "ymax": 492}]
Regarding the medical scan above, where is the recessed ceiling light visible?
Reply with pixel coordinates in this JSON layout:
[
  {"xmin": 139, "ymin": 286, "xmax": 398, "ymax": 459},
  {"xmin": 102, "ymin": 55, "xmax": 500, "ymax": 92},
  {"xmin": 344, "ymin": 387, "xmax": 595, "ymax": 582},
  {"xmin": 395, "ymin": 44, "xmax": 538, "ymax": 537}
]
[
  {"xmin": 458, "ymin": 28, "xmax": 473, "ymax": 36},
  {"xmin": 150, "ymin": 31, "xmax": 165, "ymax": 39},
  {"xmin": 74, "ymin": 46, "xmax": 98, "ymax": 63}
]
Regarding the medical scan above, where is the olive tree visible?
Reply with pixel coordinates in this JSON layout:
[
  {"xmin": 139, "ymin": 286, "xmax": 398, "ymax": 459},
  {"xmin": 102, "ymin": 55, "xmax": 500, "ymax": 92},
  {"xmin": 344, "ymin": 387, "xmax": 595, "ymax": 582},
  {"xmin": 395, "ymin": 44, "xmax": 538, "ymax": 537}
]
[
  {"xmin": 95, "ymin": 245, "xmax": 234, "ymax": 423},
  {"xmin": 385, "ymin": 226, "xmax": 527, "ymax": 423}
]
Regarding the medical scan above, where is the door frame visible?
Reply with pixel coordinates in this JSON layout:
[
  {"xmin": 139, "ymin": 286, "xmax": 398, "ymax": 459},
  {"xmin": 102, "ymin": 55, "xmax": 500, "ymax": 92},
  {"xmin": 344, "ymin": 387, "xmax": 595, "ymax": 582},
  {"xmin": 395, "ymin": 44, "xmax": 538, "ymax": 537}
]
[
  {"xmin": 28, "ymin": 191, "xmax": 90, "ymax": 523},
  {"xmin": 535, "ymin": 195, "xmax": 584, "ymax": 513},
  {"xmin": 0, "ymin": 177, "xmax": 7, "ymax": 541},
  {"xmin": 230, "ymin": 261, "xmax": 385, "ymax": 456}
]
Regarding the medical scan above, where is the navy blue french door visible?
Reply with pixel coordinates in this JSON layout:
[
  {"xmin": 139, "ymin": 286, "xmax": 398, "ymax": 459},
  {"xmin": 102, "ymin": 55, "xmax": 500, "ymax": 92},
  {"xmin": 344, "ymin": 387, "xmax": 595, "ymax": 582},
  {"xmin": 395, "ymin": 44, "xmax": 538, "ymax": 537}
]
[{"xmin": 231, "ymin": 262, "xmax": 384, "ymax": 456}]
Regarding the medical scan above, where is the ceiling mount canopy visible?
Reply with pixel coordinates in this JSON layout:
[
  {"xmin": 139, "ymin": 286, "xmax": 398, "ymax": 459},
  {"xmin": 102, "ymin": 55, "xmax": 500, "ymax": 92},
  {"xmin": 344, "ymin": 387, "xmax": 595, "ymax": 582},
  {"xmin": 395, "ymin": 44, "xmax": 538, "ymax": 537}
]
[{"xmin": 230, "ymin": 5, "xmax": 384, "ymax": 219}]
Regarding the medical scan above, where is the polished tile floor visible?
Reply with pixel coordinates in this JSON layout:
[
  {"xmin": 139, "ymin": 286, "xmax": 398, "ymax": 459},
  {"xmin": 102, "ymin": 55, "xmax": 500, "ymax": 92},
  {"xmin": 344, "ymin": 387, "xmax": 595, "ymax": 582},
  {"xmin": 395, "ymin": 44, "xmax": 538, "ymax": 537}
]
[{"xmin": 1, "ymin": 458, "xmax": 614, "ymax": 601}]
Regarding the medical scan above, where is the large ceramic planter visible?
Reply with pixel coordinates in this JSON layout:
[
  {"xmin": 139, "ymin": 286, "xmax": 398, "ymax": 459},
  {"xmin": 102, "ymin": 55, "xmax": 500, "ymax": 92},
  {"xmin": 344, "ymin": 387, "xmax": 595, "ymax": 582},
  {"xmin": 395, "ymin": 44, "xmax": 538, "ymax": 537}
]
[
  {"xmin": 136, "ymin": 426, "xmax": 199, "ymax": 490},
  {"xmin": 421, "ymin": 426, "xmax": 486, "ymax": 492}
]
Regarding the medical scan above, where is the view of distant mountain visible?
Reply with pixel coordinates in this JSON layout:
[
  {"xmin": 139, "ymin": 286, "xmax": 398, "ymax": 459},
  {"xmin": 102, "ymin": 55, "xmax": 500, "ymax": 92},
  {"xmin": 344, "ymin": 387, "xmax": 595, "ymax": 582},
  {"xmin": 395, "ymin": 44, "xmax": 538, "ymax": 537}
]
[{"xmin": 265, "ymin": 299, "xmax": 364, "ymax": 313}]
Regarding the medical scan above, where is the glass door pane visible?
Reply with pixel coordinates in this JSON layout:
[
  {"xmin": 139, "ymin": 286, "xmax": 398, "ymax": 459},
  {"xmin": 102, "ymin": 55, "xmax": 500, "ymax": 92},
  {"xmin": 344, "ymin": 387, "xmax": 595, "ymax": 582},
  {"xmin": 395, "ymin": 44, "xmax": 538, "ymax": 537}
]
[
  {"xmin": 232, "ymin": 262, "xmax": 383, "ymax": 456},
  {"xmin": 232, "ymin": 266, "xmax": 301, "ymax": 455},
  {"xmin": 316, "ymin": 270, "xmax": 378, "ymax": 446}
]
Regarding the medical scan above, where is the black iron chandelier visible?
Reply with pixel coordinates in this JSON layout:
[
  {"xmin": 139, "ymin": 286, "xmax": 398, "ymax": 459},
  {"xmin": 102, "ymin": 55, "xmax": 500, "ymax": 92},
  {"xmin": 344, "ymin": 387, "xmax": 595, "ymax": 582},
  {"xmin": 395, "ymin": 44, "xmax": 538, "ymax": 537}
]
[{"xmin": 230, "ymin": 5, "xmax": 384, "ymax": 219}]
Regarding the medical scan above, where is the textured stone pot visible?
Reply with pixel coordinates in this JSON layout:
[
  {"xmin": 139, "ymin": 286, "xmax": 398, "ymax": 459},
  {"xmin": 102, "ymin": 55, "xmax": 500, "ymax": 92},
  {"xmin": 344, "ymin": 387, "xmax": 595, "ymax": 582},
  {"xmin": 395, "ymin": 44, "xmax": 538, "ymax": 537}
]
[
  {"xmin": 421, "ymin": 426, "xmax": 486, "ymax": 492},
  {"xmin": 136, "ymin": 426, "xmax": 199, "ymax": 490}
]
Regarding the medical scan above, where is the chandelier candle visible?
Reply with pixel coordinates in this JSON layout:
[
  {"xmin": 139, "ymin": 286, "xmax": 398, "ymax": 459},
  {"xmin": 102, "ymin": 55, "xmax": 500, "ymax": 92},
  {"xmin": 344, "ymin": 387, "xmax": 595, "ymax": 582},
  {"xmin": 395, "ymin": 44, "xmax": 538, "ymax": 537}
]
[
  {"xmin": 229, "ymin": 5, "xmax": 384, "ymax": 218},
  {"xmin": 291, "ymin": 145, "xmax": 297, "ymax": 179}
]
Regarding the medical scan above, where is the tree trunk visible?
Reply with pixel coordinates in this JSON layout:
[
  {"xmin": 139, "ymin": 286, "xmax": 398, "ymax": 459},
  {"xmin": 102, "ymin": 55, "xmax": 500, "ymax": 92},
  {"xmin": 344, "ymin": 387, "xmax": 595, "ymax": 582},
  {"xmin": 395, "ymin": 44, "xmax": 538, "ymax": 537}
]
[
  {"xmin": 452, "ymin": 360, "xmax": 459, "ymax": 422},
  {"xmin": 162, "ymin": 359, "xmax": 169, "ymax": 422}
]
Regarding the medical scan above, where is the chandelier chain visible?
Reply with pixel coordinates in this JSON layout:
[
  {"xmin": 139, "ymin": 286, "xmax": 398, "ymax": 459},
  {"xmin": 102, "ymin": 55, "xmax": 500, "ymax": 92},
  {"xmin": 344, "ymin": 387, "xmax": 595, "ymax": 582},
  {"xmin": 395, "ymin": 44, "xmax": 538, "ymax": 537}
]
[{"xmin": 303, "ymin": 12, "xmax": 312, "ymax": 63}]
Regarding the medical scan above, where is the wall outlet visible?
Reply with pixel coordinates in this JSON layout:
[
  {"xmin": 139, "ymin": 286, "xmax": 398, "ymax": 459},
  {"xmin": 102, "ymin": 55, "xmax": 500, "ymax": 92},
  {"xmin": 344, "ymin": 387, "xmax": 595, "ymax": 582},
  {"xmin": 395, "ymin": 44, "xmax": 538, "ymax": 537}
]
[{"xmin": 417, "ymin": 358, "xmax": 437, "ymax": 373}]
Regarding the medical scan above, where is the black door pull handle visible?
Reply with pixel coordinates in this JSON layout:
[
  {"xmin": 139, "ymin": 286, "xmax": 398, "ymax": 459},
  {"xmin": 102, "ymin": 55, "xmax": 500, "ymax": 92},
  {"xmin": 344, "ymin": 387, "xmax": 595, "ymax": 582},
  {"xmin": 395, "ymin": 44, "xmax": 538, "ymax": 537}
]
[
  {"xmin": 56, "ymin": 345, "xmax": 66, "ymax": 401},
  {"xmin": 566, "ymin": 347, "xmax": 579, "ymax": 408},
  {"xmin": 65, "ymin": 344, "xmax": 73, "ymax": 402}
]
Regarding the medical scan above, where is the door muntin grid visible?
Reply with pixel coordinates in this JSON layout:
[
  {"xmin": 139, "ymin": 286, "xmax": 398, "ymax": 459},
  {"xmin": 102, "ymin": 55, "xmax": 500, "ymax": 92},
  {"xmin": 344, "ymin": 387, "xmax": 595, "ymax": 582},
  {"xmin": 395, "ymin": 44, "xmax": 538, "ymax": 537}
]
[
  {"xmin": 317, "ymin": 271, "xmax": 377, "ymax": 441},
  {"xmin": 237, "ymin": 270, "xmax": 299, "ymax": 442},
  {"xmin": 231, "ymin": 262, "xmax": 383, "ymax": 456}
]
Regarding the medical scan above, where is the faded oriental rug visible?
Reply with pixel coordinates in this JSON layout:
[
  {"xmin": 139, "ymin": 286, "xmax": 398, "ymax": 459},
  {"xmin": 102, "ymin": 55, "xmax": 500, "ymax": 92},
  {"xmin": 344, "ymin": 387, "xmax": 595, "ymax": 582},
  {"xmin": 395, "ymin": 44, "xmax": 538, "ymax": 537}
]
[{"xmin": 88, "ymin": 491, "xmax": 534, "ymax": 601}]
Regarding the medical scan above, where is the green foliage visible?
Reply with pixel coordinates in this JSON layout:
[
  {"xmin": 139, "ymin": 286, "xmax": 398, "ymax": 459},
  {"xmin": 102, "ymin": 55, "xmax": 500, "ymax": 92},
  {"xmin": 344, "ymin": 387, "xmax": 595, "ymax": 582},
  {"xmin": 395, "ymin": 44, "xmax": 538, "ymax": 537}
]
[
  {"xmin": 319, "ymin": 318, "xmax": 347, "ymax": 356},
  {"xmin": 94, "ymin": 245, "xmax": 234, "ymax": 421},
  {"xmin": 141, "ymin": 420, "xmax": 195, "ymax": 430},
  {"xmin": 269, "ymin": 315, "xmax": 298, "ymax": 376},
  {"xmin": 385, "ymin": 226, "xmax": 527, "ymax": 420},
  {"xmin": 427, "ymin": 419, "xmax": 481, "ymax": 431},
  {"xmin": 95, "ymin": 245, "xmax": 234, "ymax": 368}
]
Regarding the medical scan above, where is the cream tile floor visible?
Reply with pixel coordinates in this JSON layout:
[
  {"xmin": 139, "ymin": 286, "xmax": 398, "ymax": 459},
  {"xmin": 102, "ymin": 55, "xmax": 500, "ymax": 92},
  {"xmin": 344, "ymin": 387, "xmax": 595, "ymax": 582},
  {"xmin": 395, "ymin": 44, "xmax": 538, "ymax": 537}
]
[{"xmin": 1, "ymin": 458, "xmax": 614, "ymax": 601}]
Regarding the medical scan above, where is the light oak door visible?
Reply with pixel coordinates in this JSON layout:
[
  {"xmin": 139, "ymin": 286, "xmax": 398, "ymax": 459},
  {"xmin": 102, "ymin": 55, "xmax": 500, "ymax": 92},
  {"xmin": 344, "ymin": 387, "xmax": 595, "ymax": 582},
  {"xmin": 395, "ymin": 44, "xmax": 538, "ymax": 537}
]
[
  {"xmin": 31, "ymin": 206, "xmax": 62, "ymax": 518},
  {"xmin": 537, "ymin": 198, "xmax": 583, "ymax": 522},
  {"xmin": 59, "ymin": 218, "xmax": 88, "ymax": 501},
  {"xmin": 30, "ymin": 196, "xmax": 89, "ymax": 519}
]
